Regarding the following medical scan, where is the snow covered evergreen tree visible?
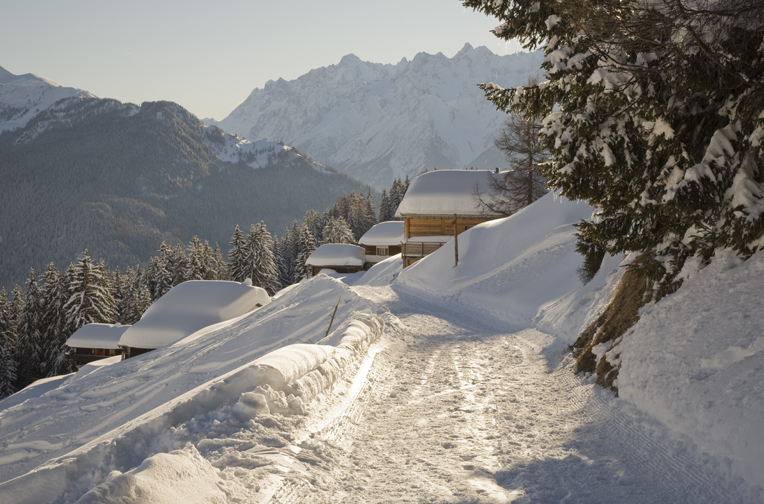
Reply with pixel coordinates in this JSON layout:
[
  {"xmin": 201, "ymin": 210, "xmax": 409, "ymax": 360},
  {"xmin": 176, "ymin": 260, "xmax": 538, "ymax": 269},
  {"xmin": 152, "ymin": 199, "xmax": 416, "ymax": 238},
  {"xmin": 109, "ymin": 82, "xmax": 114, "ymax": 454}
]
[
  {"xmin": 379, "ymin": 189, "xmax": 392, "ymax": 222},
  {"xmin": 243, "ymin": 222, "xmax": 281, "ymax": 295},
  {"xmin": 303, "ymin": 209, "xmax": 324, "ymax": 247},
  {"xmin": 147, "ymin": 242, "xmax": 173, "ymax": 301},
  {"xmin": 39, "ymin": 263, "xmax": 72, "ymax": 377},
  {"xmin": 322, "ymin": 216, "xmax": 356, "ymax": 245},
  {"xmin": 64, "ymin": 250, "xmax": 117, "ymax": 334},
  {"xmin": 168, "ymin": 244, "xmax": 187, "ymax": 287},
  {"xmin": 276, "ymin": 226, "xmax": 298, "ymax": 288},
  {"xmin": 0, "ymin": 288, "xmax": 17, "ymax": 399},
  {"xmin": 186, "ymin": 236, "xmax": 206, "ymax": 281},
  {"xmin": 463, "ymin": 0, "xmax": 764, "ymax": 283},
  {"xmin": 210, "ymin": 243, "xmax": 229, "ymax": 280},
  {"xmin": 295, "ymin": 225, "xmax": 316, "ymax": 282},
  {"xmin": 15, "ymin": 269, "xmax": 44, "ymax": 387},
  {"xmin": 228, "ymin": 225, "xmax": 247, "ymax": 282}
]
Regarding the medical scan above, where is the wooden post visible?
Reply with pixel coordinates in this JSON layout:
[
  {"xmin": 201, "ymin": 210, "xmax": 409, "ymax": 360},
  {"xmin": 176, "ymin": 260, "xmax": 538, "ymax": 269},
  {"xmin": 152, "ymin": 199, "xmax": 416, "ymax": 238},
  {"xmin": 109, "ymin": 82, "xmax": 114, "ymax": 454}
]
[
  {"xmin": 324, "ymin": 296, "xmax": 341, "ymax": 339},
  {"xmin": 453, "ymin": 213, "xmax": 459, "ymax": 267}
]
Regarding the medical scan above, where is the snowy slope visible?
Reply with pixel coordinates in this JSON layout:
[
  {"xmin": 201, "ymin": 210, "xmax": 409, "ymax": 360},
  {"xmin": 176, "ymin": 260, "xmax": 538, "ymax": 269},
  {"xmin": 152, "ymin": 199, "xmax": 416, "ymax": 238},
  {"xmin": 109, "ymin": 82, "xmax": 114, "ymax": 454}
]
[
  {"xmin": 619, "ymin": 249, "xmax": 764, "ymax": 489},
  {"xmin": 0, "ymin": 65, "xmax": 95, "ymax": 133},
  {"xmin": 0, "ymin": 277, "xmax": 375, "ymax": 489},
  {"xmin": 213, "ymin": 45, "xmax": 543, "ymax": 188}
]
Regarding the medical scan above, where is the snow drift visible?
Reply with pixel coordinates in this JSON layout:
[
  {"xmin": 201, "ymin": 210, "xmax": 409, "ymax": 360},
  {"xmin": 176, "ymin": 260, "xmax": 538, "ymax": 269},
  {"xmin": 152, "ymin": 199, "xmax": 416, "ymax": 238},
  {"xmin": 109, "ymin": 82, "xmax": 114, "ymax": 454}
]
[{"xmin": 119, "ymin": 280, "xmax": 270, "ymax": 350}]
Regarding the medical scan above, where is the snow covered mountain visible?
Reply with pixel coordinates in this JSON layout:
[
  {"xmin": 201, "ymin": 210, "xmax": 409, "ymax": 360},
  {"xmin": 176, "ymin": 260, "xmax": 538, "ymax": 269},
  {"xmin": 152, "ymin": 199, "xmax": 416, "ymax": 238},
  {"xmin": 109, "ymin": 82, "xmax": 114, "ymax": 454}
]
[
  {"xmin": 0, "ymin": 65, "xmax": 94, "ymax": 133},
  {"xmin": 0, "ymin": 91, "xmax": 371, "ymax": 289},
  {"xmin": 213, "ymin": 44, "xmax": 543, "ymax": 188}
]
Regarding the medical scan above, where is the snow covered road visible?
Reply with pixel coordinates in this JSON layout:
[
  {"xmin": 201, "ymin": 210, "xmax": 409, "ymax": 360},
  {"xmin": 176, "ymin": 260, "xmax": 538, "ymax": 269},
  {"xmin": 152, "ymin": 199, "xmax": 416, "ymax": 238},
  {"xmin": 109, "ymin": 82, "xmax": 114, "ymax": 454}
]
[{"xmin": 258, "ymin": 287, "xmax": 758, "ymax": 503}]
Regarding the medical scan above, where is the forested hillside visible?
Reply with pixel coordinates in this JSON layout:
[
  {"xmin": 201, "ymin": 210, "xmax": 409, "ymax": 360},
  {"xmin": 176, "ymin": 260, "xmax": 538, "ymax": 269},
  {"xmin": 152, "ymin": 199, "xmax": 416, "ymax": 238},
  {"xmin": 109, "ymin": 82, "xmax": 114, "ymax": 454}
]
[{"xmin": 0, "ymin": 96, "xmax": 371, "ymax": 289}]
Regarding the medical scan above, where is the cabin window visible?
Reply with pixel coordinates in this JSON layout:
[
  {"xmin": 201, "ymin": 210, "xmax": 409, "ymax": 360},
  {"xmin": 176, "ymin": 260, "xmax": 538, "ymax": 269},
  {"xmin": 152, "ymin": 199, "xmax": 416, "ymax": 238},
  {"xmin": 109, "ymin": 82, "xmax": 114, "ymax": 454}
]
[{"xmin": 376, "ymin": 246, "xmax": 389, "ymax": 256}]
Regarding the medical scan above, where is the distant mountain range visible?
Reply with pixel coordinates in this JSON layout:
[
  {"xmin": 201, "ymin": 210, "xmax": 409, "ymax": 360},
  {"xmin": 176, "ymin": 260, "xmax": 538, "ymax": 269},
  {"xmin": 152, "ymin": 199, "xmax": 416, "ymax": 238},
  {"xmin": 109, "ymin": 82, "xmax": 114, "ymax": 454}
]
[
  {"xmin": 211, "ymin": 44, "xmax": 543, "ymax": 188},
  {"xmin": 0, "ymin": 66, "xmax": 371, "ymax": 289}
]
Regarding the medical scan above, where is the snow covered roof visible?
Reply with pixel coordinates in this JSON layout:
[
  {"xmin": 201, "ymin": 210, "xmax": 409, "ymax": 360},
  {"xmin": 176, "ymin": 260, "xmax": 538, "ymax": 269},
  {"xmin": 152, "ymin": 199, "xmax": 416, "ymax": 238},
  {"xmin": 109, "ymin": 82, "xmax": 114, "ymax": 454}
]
[
  {"xmin": 358, "ymin": 221, "xmax": 404, "ymax": 246},
  {"xmin": 119, "ymin": 280, "xmax": 270, "ymax": 350},
  {"xmin": 306, "ymin": 244, "xmax": 366, "ymax": 267},
  {"xmin": 395, "ymin": 170, "xmax": 507, "ymax": 218},
  {"xmin": 65, "ymin": 323, "xmax": 130, "ymax": 350}
]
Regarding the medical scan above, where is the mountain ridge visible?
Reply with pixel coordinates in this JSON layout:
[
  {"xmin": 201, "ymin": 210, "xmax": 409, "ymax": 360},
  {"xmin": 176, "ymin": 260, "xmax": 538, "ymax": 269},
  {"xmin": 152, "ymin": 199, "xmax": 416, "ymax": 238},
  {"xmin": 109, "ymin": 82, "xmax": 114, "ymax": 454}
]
[
  {"xmin": 212, "ymin": 44, "xmax": 543, "ymax": 188},
  {"xmin": 0, "ymin": 90, "xmax": 372, "ymax": 289}
]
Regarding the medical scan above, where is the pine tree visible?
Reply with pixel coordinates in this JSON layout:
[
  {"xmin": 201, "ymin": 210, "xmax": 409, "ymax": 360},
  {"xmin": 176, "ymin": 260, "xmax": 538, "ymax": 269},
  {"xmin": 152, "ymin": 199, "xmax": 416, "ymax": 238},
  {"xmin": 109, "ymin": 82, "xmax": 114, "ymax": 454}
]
[
  {"xmin": 210, "ymin": 243, "xmax": 229, "ymax": 280},
  {"xmin": 295, "ymin": 225, "xmax": 317, "ymax": 282},
  {"xmin": 303, "ymin": 209, "xmax": 324, "ymax": 247},
  {"xmin": 0, "ymin": 288, "xmax": 18, "ymax": 399},
  {"xmin": 168, "ymin": 244, "xmax": 187, "ymax": 287},
  {"xmin": 148, "ymin": 242, "xmax": 173, "ymax": 300},
  {"xmin": 228, "ymin": 225, "xmax": 247, "ymax": 282},
  {"xmin": 242, "ymin": 222, "xmax": 281, "ymax": 295},
  {"xmin": 186, "ymin": 236, "xmax": 206, "ymax": 281},
  {"xmin": 463, "ymin": 0, "xmax": 764, "ymax": 281},
  {"xmin": 322, "ymin": 216, "xmax": 356, "ymax": 245},
  {"xmin": 64, "ymin": 250, "xmax": 117, "ymax": 334},
  {"xmin": 39, "ymin": 263, "xmax": 72, "ymax": 377},
  {"xmin": 379, "ymin": 189, "xmax": 391, "ymax": 222},
  {"xmin": 15, "ymin": 269, "xmax": 44, "ymax": 387},
  {"xmin": 364, "ymin": 187, "xmax": 377, "ymax": 230}
]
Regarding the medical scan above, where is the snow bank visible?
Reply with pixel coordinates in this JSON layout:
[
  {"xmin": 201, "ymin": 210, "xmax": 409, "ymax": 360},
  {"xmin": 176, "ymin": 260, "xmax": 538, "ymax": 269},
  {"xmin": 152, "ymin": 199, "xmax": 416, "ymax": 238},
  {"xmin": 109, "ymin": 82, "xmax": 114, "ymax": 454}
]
[
  {"xmin": 358, "ymin": 221, "xmax": 404, "ymax": 246},
  {"xmin": 306, "ymin": 244, "xmax": 366, "ymax": 267},
  {"xmin": 358, "ymin": 254, "xmax": 403, "ymax": 286},
  {"xmin": 66, "ymin": 323, "xmax": 130, "ymax": 350},
  {"xmin": 618, "ymin": 249, "xmax": 764, "ymax": 489},
  {"xmin": 76, "ymin": 445, "xmax": 228, "ymax": 504},
  {"xmin": 397, "ymin": 192, "xmax": 596, "ymax": 333},
  {"xmin": 395, "ymin": 170, "xmax": 506, "ymax": 217},
  {"xmin": 119, "ymin": 280, "xmax": 269, "ymax": 349}
]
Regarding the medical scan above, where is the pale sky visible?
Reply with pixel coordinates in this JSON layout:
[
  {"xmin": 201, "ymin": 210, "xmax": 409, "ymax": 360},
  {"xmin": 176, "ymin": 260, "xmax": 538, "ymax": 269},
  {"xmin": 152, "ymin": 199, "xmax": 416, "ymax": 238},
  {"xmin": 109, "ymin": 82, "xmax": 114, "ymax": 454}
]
[{"xmin": 0, "ymin": 0, "xmax": 522, "ymax": 120}]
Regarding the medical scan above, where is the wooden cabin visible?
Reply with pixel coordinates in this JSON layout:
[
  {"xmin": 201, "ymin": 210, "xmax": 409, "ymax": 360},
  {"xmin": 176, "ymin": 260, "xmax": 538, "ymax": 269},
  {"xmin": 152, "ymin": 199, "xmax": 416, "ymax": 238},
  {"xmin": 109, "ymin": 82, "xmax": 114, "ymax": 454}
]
[
  {"xmin": 395, "ymin": 170, "xmax": 506, "ymax": 267},
  {"xmin": 65, "ymin": 323, "xmax": 130, "ymax": 365},
  {"xmin": 358, "ymin": 221, "xmax": 404, "ymax": 265},
  {"xmin": 306, "ymin": 244, "xmax": 367, "ymax": 276},
  {"xmin": 119, "ymin": 280, "xmax": 270, "ymax": 358}
]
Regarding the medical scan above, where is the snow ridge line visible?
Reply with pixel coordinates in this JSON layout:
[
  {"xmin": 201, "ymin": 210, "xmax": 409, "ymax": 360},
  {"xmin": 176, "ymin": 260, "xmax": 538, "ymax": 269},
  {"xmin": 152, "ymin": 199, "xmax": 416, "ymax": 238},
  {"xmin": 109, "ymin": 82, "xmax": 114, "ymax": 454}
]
[{"xmin": 0, "ymin": 312, "xmax": 385, "ymax": 504}]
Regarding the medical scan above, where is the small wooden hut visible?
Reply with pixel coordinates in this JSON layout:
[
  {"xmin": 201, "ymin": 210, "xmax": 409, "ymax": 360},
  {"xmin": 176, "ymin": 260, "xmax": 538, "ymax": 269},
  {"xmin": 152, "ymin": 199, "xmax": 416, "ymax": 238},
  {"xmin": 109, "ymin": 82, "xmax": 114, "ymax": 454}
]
[
  {"xmin": 119, "ymin": 280, "xmax": 270, "ymax": 358},
  {"xmin": 358, "ymin": 221, "xmax": 404, "ymax": 265},
  {"xmin": 395, "ymin": 170, "xmax": 506, "ymax": 267},
  {"xmin": 306, "ymin": 244, "xmax": 366, "ymax": 276},
  {"xmin": 65, "ymin": 323, "xmax": 130, "ymax": 365}
]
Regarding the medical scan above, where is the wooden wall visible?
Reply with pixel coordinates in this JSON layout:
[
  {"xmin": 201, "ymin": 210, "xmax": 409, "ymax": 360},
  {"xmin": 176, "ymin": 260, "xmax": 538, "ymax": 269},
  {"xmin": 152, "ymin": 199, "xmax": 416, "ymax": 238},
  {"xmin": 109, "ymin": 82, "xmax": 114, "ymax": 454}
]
[{"xmin": 404, "ymin": 217, "xmax": 491, "ymax": 238}]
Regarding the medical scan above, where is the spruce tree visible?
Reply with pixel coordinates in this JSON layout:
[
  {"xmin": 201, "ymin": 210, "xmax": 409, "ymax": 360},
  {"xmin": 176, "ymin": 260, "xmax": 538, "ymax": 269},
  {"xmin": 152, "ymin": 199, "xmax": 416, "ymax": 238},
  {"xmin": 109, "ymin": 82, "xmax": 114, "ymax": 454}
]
[
  {"xmin": 379, "ymin": 189, "xmax": 391, "ymax": 222},
  {"xmin": 16, "ymin": 269, "xmax": 44, "ymax": 387},
  {"xmin": 168, "ymin": 244, "xmax": 188, "ymax": 287},
  {"xmin": 463, "ymin": 0, "xmax": 764, "ymax": 281},
  {"xmin": 295, "ymin": 225, "xmax": 317, "ymax": 282},
  {"xmin": 0, "ymin": 288, "xmax": 18, "ymax": 399},
  {"xmin": 64, "ymin": 250, "xmax": 117, "ymax": 333},
  {"xmin": 186, "ymin": 236, "xmax": 206, "ymax": 281},
  {"xmin": 148, "ymin": 242, "xmax": 173, "ymax": 300},
  {"xmin": 243, "ymin": 222, "xmax": 281, "ymax": 295},
  {"xmin": 210, "ymin": 243, "xmax": 229, "ymax": 280},
  {"xmin": 303, "ymin": 209, "xmax": 324, "ymax": 247},
  {"xmin": 228, "ymin": 225, "xmax": 247, "ymax": 282},
  {"xmin": 39, "ymin": 263, "xmax": 71, "ymax": 377},
  {"xmin": 322, "ymin": 216, "xmax": 356, "ymax": 245}
]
